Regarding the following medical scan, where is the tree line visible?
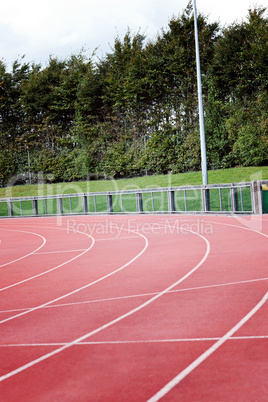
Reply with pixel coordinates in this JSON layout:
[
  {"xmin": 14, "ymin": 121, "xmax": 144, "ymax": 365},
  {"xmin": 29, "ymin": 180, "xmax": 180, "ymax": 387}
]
[{"xmin": 0, "ymin": 2, "xmax": 267, "ymax": 186}]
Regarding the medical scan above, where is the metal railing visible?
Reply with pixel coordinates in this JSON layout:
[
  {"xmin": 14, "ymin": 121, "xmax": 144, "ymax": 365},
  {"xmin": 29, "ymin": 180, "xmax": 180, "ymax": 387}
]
[{"xmin": 0, "ymin": 181, "xmax": 259, "ymax": 218}]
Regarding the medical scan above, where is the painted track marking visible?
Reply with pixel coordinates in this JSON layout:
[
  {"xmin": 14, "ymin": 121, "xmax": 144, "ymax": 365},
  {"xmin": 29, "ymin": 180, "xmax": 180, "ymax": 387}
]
[
  {"xmin": 35, "ymin": 249, "xmax": 87, "ymax": 254},
  {"xmin": 0, "ymin": 227, "xmax": 210, "ymax": 382},
  {"xmin": 0, "ymin": 224, "xmax": 148, "ymax": 325},
  {"xmin": 0, "ymin": 230, "xmax": 95, "ymax": 293},
  {"xmin": 1, "ymin": 276, "xmax": 267, "ymax": 315},
  {"xmin": 147, "ymin": 292, "xmax": 268, "ymax": 401},
  {"xmin": 33, "ymin": 236, "xmax": 139, "ymax": 255},
  {"xmin": 0, "ymin": 228, "xmax": 46, "ymax": 268},
  {"xmin": 1, "ymin": 335, "xmax": 268, "ymax": 348},
  {"xmin": 0, "ymin": 216, "xmax": 266, "ymax": 397}
]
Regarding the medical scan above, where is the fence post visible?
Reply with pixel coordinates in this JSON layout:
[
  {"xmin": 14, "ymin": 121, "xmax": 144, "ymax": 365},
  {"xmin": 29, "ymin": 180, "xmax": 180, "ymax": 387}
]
[
  {"xmin": 252, "ymin": 181, "xmax": 262, "ymax": 214},
  {"xmin": 57, "ymin": 197, "xmax": 63, "ymax": 215},
  {"xmin": 168, "ymin": 190, "xmax": 176, "ymax": 212},
  {"xmin": 202, "ymin": 188, "xmax": 210, "ymax": 212},
  {"xmin": 136, "ymin": 193, "xmax": 143, "ymax": 213},
  {"xmin": 8, "ymin": 200, "xmax": 13, "ymax": 217},
  {"xmin": 231, "ymin": 185, "xmax": 239, "ymax": 212},
  {"xmin": 32, "ymin": 199, "xmax": 38, "ymax": 216},
  {"xmin": 262, "ymin": 182, "xmax": 268, "ymax": 214},
  {"xmin": 82, "ymin": 195, "xmax": 88, "ymax": 213},
  {"xmin": 107, "ymin": 194, "xmax": 113, "ymax": 214}
]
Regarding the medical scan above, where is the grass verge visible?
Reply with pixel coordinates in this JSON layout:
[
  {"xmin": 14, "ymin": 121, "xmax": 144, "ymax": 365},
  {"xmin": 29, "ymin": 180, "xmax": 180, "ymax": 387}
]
[{"xmin": 0, "ymin": 166, "xmax": 267, "ymax": 199}]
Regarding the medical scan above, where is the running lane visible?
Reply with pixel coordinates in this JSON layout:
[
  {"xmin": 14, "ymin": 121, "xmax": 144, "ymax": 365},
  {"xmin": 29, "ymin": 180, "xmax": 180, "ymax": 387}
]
[{"xmin": 0, "ymin": 215, "xmax": 267, "ymax": 401}]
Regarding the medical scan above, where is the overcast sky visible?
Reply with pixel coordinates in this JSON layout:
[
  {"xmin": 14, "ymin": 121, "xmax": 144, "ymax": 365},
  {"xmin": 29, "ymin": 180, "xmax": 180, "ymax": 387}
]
[{"xmin": 1, "ymin": 0, "xmax": 266, "ymax": 68}]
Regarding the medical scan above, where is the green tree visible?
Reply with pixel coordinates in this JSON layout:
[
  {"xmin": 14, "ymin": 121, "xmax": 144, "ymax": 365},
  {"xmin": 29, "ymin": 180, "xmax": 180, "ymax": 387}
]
[
  {"xmin": 146, "ymin": 2, "xmax": 219, "ymax": 133},
  {"xmin": 210, "ymin": 6, "xmax": 268, "ymax": 101},
  {"xmin": 206, "ymin": 6, "xmax": 268, "ymax": 168},
  {"xmin": 226, "ymin": 93, "xmax": 268, "ymax": 166},
  {"xmin": 0, "ymin": 58, "xmax": 30, "ymax": 145}
]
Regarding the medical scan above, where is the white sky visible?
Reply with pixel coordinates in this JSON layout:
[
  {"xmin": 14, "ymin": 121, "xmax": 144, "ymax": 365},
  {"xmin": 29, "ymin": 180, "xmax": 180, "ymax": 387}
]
[{"xmin": 1, "ymin": 0, "xmax": 267, "ymax": 68}]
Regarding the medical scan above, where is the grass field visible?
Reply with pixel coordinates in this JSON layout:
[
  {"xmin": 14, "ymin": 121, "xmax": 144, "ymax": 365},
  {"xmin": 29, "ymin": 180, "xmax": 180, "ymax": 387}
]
[{"xmin": 0, "ymin": 166, "xmax": 267, "ymax": 199}]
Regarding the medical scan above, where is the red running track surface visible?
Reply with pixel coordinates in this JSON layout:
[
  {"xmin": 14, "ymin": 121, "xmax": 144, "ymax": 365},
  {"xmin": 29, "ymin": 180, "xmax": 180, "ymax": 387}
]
[{"xmin": 0, "ymin": 214, "xmax": 267, "ymax": 401}]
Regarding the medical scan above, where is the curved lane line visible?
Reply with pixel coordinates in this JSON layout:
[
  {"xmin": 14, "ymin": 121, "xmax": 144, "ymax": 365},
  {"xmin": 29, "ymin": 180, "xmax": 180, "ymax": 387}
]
[
  {"xmin": 146, "ymin": 216, "xmax": 268, "ymax": 401},
  {"xmin": 0, "ymin": 224, "xmax": 148, "ymax": 324},
  {"xmin": 2, "ymin": 218, "xmax": 267, "ymax": 312},
  {"xmin": 0, "ymin": 230, "xmax": 95, "ymax": 293},
  {"xmin": 211, "ymin": 219, "xmax": 268, "ymax": 239},
  {"xmin": 0, "ymin": 229, "xmax": 46, "ymax": 268},
  {"xmin": 147, "ymin": 291, "xmax": 268, "ymax": 402},
  {"xmin": 0, "ymin": 227, "xmax": 210, "ymax": 382}
]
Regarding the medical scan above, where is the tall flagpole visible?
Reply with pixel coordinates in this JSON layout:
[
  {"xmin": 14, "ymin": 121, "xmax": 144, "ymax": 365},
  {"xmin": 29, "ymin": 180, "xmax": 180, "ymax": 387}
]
[{"xmin": 193, "ymin": 0, "xmax": 208, "ymax": 186}]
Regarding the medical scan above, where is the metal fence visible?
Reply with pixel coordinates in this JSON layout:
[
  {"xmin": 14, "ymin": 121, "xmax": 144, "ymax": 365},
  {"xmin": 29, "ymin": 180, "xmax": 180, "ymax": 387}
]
[{"xmin": 0, "ymin": 181, "xmax": 259, "ymax": 218}]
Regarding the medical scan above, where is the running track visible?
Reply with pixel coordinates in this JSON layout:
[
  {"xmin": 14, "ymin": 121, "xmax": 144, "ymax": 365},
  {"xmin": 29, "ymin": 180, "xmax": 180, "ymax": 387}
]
[{"xmin": 0, "ymin": 214, "xmax": 267, "ymax": 401}]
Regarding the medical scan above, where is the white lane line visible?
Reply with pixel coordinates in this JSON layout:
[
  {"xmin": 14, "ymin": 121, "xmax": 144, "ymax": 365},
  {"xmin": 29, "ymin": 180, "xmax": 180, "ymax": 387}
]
[
  {"xmin": 0, "ymin": 228, "xmax": 209, "ymax": 382},
  {"xmin": 210, "ymin": 219, "xmax": 268, "ymax": 239},
  {"xmin": 147, "ymin": 292, "xmax": 268, "ymax": 402},
  {"xmin": 34, "ymin": 237, "xmax": 141, "ymax": 253},
  {"xmin": 35, "ymin": 249, "xmax": 87, "ymax": 255},
  {"xmin": 34, "ymin": 236, "xmax": 137, "ymax": 254},
  {"xmin": 0, "ymin": 232, "xmax": 95, "ymax": 293},
  {"xmin": 1, "ymin": 335, "xmax": 268, "ymax": 348},
  {"xmin": 78, "ymin": 335, "xmax": 268, "ymax": 343},
  {"xmin": 0, "ymin": 226, "xmax": 148, "ymax": 325},
  {"xmin": 1, "ymin": 276, "xmax": 267, "ymax": 315},
  {"xmin": 96, "ymin": 236, "xmax": 141, "ymax": 241},
  {"xmin": 0, "ymin": 229, "xmax": 46, "ymax": 268}
]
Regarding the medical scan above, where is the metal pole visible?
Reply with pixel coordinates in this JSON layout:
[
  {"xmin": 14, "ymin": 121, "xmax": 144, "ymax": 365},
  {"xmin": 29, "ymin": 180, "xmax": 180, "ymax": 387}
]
[
  {"xmin": 27, "ymin": 149, "xmax": 32, "ymax": 185},
  {"xmin": 193, "ymin": 0, "xmax": 208, "ymax": 185}
]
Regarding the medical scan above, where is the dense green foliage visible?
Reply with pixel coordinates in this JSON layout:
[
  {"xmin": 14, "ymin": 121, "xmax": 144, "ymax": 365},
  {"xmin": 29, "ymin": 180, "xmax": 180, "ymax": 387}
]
[{"xmin": 0, "ymin": 2, "xmax": 267, "ymax": 186}]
